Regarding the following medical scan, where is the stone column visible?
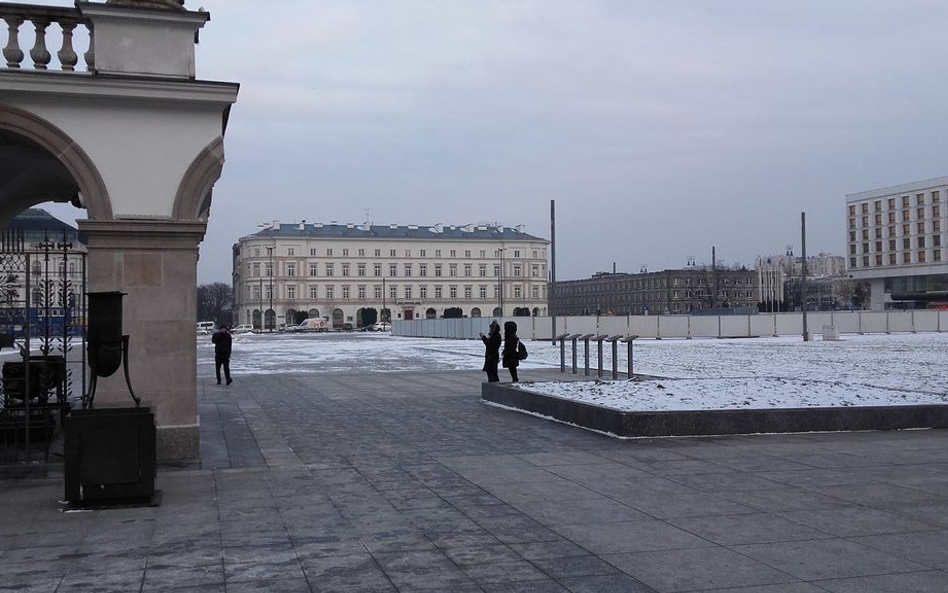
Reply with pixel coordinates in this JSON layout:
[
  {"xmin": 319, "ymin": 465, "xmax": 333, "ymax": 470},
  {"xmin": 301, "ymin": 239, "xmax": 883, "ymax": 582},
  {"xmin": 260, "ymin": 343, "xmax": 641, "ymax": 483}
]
[{"xmin": 77, "ymin": 218, "xmax": 206, "ymax": 459}]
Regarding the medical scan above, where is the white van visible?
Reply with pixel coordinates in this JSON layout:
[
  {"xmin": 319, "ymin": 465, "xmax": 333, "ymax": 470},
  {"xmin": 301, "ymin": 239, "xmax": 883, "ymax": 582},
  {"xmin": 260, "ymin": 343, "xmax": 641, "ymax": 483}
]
[{"xmin": 196, "ymin": 321, "xmax": 214, "ymax": 335}]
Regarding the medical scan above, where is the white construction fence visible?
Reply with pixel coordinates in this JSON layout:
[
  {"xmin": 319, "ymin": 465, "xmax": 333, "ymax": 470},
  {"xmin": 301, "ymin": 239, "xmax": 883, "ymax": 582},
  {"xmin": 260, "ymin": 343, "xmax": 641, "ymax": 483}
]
[{"xmin": 393, "ymin": 311, "xmax": 948, "ymax": 340}]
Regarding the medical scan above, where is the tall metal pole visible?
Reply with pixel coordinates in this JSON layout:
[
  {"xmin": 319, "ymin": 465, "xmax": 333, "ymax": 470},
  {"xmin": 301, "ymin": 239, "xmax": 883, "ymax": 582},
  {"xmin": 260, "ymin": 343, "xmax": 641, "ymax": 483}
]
[
  {"xmin": 801, "ymin": 212, "xmax": 809, "ymax": 341},
  {"xmin": 382, "ymin": 276, "xmax": 386, "ymax": 321},
  {"xmin": 499, "ymin": 246, "xmax": 505, "ymax": 317},
  {"xmin": 550, "ymin": 199, "xmax": 556, "ymax": 343},
  {"xmin": 711, "ymin": 246, "xmax": 717, "ymax": 308}
]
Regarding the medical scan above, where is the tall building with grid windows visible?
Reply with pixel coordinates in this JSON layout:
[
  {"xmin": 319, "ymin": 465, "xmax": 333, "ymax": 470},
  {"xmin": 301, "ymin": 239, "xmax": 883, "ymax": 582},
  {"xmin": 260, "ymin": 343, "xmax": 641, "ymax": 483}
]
[
  {"xmin": 232, "ymin": 222, "xmax": 549, "ymax": 329},
  {"xmin": 846, "ymin": 176, "xmax": 948, "ymax": 310}
]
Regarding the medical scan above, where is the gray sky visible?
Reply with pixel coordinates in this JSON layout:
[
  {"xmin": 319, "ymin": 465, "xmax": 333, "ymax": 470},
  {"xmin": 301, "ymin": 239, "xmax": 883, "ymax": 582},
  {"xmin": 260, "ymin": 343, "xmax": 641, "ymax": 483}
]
[{"xmin": 33, "ymin": 0, "xmax": 948, "ymax": 284}]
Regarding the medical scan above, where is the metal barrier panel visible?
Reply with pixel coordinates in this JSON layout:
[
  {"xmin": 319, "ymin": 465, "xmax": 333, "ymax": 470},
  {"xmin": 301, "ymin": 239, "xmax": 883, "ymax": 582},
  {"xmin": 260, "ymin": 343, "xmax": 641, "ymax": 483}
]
[
  {"xmin": 913, "ymin": 310, "xmax": 939, "ymax": 332},
  {"xmin": 719, "ymin": 316, "xmax": 748, "ymax": 337},
  {"xmin": 887, "ymin": 311, "xmax": 914, "ymax": 333},
  {"xmin": 598, "ymin": 317, "xmax": 628, "ymax": 337},
  {"xmin": 775, "ymin": 313, "xmax": 802, "ymax": 335},
  {"xmin": 807, "ymin": 312, "xmax": 834, "ymax": 334},
  {"xmin": 657, "ymin": 315, "xmax": 689, "ymax": 338},
  {"xmin": 749, "ymin": 314, "xmax": 775, "ymax": 336},
  {"xmin": 630, "ymin": 316, "xmax": 659, "ymax": 338},
  {"xmin": 941, "ymin": 311, "xmax": 948, "ymax": 332},
  {"xmin": 689, "ymin": 316, "xmax": 719, "ymax": 337},
  {"xmin": 860, "ymin": 312, "xmax": 888, "ymax": 333},
  {"xmin": 832, "ymin": 312, "xmax": 861, "ymax": 333}
]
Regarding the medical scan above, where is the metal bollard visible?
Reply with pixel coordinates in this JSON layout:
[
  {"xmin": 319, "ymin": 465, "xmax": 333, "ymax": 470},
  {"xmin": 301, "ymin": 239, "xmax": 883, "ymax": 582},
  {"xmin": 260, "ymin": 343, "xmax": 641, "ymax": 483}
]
[
  {"xmin": 557, "ymin": 334, "xmax": 568, "ymax": 373},
  {"xmin": 622, "ymin": 335, "xmax": 639, "ymax": 379},
  {"xmin": 571, "ymin": 335, "xmax": 578, "ymax": 374},
  {"xmin": 582, "ymin": 334, "xmax": 593, "ymax": 376},
  {"xmin": 596, "ymin": 335, "xmax": 606, "ymax": 378},
  {"xmin": 610, "ymin": 336, "xmax": 619, "ymax": 380}
]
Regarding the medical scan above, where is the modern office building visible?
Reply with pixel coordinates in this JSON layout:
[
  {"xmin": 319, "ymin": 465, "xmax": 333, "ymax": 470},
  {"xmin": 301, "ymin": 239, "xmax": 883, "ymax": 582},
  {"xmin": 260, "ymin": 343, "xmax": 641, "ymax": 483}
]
[
  {"xmin": 550, "ymin": 267, "xmax": 759, "ymax": 316},
  {"xmin": 846, "ymin": 176, "xmax": 948, "ymax": 310},
  {"xmin": 232, "ymin": 222, "xmax": 549, "ymax": 329},
  {"xmin": 756, "ymin": 252, "xmax": 852, "ymax": 311}
]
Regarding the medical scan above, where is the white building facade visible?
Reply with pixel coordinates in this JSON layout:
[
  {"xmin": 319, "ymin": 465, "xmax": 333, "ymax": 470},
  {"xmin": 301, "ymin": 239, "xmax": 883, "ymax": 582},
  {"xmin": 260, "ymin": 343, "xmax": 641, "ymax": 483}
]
[
  {"xmin": 846, "ymin": 176, "xmax": 948, "ymax": 310},
  {"xmin": 233, "ymin": 222, "xmax": 549, "ymax": 329}
]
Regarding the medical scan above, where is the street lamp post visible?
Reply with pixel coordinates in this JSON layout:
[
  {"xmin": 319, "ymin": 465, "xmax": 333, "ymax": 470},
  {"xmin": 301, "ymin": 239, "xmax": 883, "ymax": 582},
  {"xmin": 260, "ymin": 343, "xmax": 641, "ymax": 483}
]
[
  {"xmin": 382, "ymin": 276, "xmax": 387, "ymax": 322},
  {"xmin": 266, "ymin": 245, "xmax": 273, "ymax": 331}
]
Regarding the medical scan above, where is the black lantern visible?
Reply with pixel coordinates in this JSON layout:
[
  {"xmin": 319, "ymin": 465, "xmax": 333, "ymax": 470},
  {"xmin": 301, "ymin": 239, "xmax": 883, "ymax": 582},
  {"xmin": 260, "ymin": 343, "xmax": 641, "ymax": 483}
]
[{"xmin": 85, "ymin": 291, "xmax": 139, "ymax": 407}]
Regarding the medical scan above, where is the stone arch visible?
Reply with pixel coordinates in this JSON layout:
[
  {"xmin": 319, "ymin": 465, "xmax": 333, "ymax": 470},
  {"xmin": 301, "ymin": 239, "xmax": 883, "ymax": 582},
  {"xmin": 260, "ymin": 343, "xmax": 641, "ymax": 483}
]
[
  {"xmin": 0, "ymin": 104, "xmax": 112, "ymax": 221},
  {"xmin": 425, "ymin": 307, "xmax": 437, "ymax": 319},
  {"xmin": 492, "ymin": 307, "xmax": 502, "ymax": 317},
  {"xmin": 173, "ymin": 136, "xmax": 225, "ymax": 221},
  {"xmin": 471, "ymin": 307, "xmax": 481, "ymax": 317}
]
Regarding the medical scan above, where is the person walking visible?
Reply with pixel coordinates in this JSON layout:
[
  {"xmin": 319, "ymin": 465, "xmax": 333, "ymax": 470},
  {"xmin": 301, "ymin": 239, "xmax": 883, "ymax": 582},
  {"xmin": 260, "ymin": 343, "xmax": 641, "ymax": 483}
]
[
  {"xmin": 479, "ymin": 321, "xmax": 501, "ymax": 382},
  {"xmin": 212, "ymin": 323, "xmax": 233, "ymax": 385},
  {"xmin": 502, "ymin": 320, "xmax": 521, "ymax": 383}
]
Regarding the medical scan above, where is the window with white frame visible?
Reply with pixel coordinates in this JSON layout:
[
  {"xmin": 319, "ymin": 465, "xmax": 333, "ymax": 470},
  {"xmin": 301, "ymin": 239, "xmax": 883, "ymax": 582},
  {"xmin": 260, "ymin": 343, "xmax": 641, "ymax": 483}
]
[
  {"xmin": 358, "ymin": 286, "xmax": 366, "ymax": 299},
  {"xmin": 420, "ymin": 285, "xmax": 427, "ymax": 298},
  {"xmin": 514, "ymin": 286, "xmax": 522, "ymax": 298},
  {"xmin": 287, "ymin": 286, "xmax": 296, "ymax": 299},
  {"xmin": 479, "ymin": 264, "xmax": 487, "ymax": 277},
  {"xmin": 309, "ymin": 263, "xmax": 318, "ymax": 276},
  {"xmin": 435, "ymin": 286, "xmax": 443, "ymax": 298},
  {"xmin": 420, "ymin": 264, "xmax": 427, "ymax": 277},
  {"xmin": 435, "ymin": 264, "xmax": 442, "ymax": 277},
  {"xmin": 389, "ymin": 285, "xmax": 397, "ymax": 299},
  {"xmin": 326, "ymin": 286, "xmax": 334, "ymax": 299},
  {"xmin": 265, "ymin": 263, "xmax": 272, "ymax": 277},
  {"xmin": 342, "ymin": 264, "xmax": 350, "ymax": 277},
  {"xmin": 450, "ymin": 264, "xmax": 457, "ymax": 277},
  {"xmin": 253, "ymin": 263, "xmax": 260, "ymax": 277},
  {"xmin": 479, "ymin": 286, "xmax": 487, "ymax": 298},
  {"xmin": 464, "ymin": 286, "xmax": 472, "ymax": 299},
  {"xmin": 358, "ymin": 264, "xmax": 366, "ymax": 276},
  {"xmin": 389, "ymin": 264, "xmax": 397, "ymax": 276},
  {"xmin": 404, "ymin": 264, "xmax": 412, "ymax": 277},
  {"xmin": 287, "ymin": 263, "xmax": 296, "ymax": 277},
  {"xmin": 464, "ymin": 264, "xmax": 472, "ymax": 277},
  {"xmin": 325, "ymin": 264, "xmax": 334, "ymax": 277},
  {"xmin": 342, "ymin": 286, "xmax": 350, "ymax": 299},
  {"xmin": 326, "ymin": 248, "xmax": 333, "ymax": 256},
  {"xmin": 374, "ymin": 285, "xmax": 382, "ymax": 299},
  {"xmin": 450, "ymin": 286, "xmax": 458, "ymax": 299},
  {"xmin": 404, "ymin": 286, "xmax": 413, "ymax": 299},
  {"xmin": 288, "ymin": 247, "xmax": 295, "ymax": 256},
  {"xmin": 374, "ymin": 264, "xmax": 382, "ymax": 277},
  {"xmin": 310, "ymin": 286, "xmax": 318, "ymax": 299}
]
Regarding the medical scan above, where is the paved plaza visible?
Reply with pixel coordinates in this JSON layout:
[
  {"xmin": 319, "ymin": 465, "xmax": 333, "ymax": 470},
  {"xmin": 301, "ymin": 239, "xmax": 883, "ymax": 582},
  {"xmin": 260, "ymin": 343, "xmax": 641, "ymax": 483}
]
[{"xmin": 2, "ymin": 368, "xmax": 948, "ymax": 592}]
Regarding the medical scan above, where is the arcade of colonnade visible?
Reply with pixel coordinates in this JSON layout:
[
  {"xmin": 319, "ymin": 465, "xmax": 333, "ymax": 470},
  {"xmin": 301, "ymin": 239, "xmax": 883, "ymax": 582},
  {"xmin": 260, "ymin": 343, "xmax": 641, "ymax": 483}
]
[{"xmin": 0, "ymin": 0, "xmax": 239, "ymax": 458}]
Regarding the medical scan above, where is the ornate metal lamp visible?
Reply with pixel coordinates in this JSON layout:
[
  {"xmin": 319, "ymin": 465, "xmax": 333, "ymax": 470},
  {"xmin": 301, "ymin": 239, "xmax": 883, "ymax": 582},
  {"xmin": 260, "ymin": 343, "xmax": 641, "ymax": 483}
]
[{"xmin": 84, "ymin": 291, "xmax": 139, "ymax": 408}]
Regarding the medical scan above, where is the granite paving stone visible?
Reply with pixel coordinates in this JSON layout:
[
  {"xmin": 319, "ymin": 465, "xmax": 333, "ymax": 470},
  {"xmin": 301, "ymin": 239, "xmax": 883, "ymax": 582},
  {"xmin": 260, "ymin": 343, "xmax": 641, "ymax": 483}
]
[{"xmin": 2, "ymin": 368, "xmax": 948, "ymax": 592}]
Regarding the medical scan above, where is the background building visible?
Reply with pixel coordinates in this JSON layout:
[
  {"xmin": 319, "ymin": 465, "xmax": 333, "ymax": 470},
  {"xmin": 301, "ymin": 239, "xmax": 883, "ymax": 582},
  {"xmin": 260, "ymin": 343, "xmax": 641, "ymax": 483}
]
[
  {"xmin": 233, "ymin": 222, "xmax": 549, "ymax": 329},
  {"xmin": 550, "ymin": 266, "xmax": 759, "ymax": 316},
  {"xmin": 756, "ymin": 251, "xmax": 854, "ymax": 311},
  {"xmin": 846, "ymin": 176, "xmax": 948, "ymax": 310}
]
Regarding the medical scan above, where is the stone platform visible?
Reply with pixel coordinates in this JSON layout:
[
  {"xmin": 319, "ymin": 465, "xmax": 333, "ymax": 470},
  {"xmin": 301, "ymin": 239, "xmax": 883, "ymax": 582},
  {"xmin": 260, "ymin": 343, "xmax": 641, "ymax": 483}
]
[{"xmin": 482, "ymin": 381, "xmax": 948, "ymax": 438}]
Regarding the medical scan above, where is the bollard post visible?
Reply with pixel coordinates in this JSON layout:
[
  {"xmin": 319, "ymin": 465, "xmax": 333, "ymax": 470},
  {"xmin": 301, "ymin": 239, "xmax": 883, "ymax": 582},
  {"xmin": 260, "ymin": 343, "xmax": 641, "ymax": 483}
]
[
  {"xmin": 571, "ymin": 335, "xmax": 578, "ymax": 374},
  {"xmin": 583, "ymin": 334, "xmax": 592, "ymax": 376},
  {"xmin": 623, "ymin": 334, "xmax": 639, "ymax": 379},
  {"xmin": 558, "ymin": 334, "xmax": 567, "ymax": 372},
  {"xmin": 596, "ymin": 335, "xmax": 605, "ymax": 378},
  {"xmin": 611, "ymin": 338, "xmax": 618, "ymax": 380}
]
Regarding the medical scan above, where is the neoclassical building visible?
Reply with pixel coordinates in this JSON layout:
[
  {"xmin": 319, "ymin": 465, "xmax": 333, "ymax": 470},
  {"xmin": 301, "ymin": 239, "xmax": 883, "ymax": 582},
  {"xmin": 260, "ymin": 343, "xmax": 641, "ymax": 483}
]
[{"xmin": 232, "ymin": 222, "xmax": 549, "ymax": 328}]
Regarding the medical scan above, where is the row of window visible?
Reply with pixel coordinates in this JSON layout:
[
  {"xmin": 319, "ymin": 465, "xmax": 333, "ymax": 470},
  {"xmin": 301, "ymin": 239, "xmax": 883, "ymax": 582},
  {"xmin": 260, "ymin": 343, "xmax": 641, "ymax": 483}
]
[
  {"xmin": 249, "ymin": 261, "xmax": 544, "ymax": 279},
  {"xmin": 849, "ymin": 221, "xmax": 943, "ymax": 242},
  {"xmin": 851, "ymin": 249, "xmax": 945, "ymax": 268},
  {"xmin": 251, "ymin": 246, "xmax": 544, "ymax": 260},
  {"xmin": 557, "ymin": 277, "xmax": 756, "ymax": 295},
  {"xmin": 850, "ymin": 235, "xmax": 943, "ymax": 255},
  {"xmin": 849, "ymin": 205, "xmax": 944, "ymax": 230},
  {"xmin": 848, "ymin": 191, "xmax": 943, "ymax": 217},
  {"xmin": 558, "ymin": 289, "xmax": 756, "ymax": 303},
  {"xmin": 247, "ymin": 284, "xmax": 545, "ymax": 301}
]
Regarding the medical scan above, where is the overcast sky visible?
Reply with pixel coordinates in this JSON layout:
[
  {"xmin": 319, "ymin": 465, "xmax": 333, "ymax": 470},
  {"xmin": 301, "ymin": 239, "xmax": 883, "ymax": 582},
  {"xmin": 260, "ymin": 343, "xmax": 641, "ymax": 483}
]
[{"xmin": 33, "ymin": 0, "xmax": 948, "ymax": 283}]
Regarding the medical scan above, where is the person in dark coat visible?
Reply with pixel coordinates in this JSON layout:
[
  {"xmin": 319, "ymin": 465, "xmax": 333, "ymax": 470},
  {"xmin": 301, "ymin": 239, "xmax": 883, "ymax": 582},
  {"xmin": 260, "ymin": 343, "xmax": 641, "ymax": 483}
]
[
  {"xmin": 211, "ymin": 324, "xmax": 233, "ymax": 385},
  {"xmin": 501, "ymin": 320, "xmax": 520, "ymax": 383},
  {"xmin": 479, "ymin": 321, "xmax": 501, "ymax": 382}
]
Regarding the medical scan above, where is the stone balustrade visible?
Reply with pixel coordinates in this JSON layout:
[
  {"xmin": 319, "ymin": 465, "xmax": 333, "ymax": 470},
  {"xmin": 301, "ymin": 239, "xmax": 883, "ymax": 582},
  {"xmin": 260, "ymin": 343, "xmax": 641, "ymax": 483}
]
[{"xmin": 2, "ymin": 3, "xmax": 93, "ymax": 72}]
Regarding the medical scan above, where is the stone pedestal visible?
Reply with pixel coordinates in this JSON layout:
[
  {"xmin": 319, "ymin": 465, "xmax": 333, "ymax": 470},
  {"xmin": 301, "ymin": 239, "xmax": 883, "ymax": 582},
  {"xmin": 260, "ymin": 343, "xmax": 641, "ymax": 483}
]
[{"xmin": 77, "ymin": 219, "xmax": 206, "ymax": 459}]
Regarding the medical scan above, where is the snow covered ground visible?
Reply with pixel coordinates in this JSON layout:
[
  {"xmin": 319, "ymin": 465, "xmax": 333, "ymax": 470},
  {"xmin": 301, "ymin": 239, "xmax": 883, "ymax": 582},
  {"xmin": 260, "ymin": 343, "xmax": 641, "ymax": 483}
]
[{"xmin": 198, "ymin": 331, "xmax": 948, "ymax": 410}]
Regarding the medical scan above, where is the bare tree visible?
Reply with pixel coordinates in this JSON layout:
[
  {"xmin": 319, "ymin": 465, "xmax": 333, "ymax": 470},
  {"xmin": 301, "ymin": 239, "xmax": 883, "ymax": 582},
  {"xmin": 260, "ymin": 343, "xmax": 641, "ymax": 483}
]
[{"xmin": 197, "ymin": 282, "xmax": 233, "ymax": 325}]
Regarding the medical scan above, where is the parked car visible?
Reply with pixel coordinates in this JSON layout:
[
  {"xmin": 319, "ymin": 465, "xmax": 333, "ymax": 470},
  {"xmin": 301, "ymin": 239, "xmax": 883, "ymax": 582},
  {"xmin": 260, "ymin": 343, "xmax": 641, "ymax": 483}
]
[
  {"xmin": 364, "ymin": 322, "xmax": 391, "ymax": 332},
  {"xmin": 293, "ymin": 318, "xmax": 329, "ymax": 332},
  {"xmin": 231, "ymin": 324, "xmax": 254, "ymax": 334}
]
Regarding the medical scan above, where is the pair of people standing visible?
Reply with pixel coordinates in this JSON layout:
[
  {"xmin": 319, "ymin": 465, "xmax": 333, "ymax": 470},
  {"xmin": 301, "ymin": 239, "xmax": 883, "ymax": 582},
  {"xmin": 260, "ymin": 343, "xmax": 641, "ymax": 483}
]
[{"xmin": 480, "ymin": 320, "xmax": 522, "ymax": 383}]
